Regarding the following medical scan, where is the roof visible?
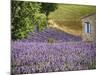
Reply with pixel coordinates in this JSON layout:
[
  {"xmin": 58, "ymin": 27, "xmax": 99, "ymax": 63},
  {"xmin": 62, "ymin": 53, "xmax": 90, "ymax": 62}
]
[{"xmin": 81, "ymin": 13, "xmax": 96, "ymax": 19}]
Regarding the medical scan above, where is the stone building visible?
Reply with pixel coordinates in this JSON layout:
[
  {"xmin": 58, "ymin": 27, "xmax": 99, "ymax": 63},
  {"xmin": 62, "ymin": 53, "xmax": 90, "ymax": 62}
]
[{"xmin": 81, "ymin": 13, "xmax": 96, "ymax": 41}]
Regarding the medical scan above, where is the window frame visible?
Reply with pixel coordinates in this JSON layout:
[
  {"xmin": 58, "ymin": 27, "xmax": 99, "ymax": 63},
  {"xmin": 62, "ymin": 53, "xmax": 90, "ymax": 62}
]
[{"xmin": 84, "ymin": 22, "xmax": 91, "ymax": 34}]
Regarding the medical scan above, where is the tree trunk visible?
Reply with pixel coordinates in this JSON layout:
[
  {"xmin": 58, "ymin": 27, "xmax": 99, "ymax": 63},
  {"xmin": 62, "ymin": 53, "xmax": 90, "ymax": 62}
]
[{"xmin": 34, "ymin": 24, "xmax": 39, "ymax": 32}]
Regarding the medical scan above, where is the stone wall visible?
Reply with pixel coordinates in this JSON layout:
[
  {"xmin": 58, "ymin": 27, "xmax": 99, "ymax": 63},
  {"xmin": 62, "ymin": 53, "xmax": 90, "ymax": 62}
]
[{"xmin": 81, "ymin": 13, "xmax": 96, "ymax": 41}]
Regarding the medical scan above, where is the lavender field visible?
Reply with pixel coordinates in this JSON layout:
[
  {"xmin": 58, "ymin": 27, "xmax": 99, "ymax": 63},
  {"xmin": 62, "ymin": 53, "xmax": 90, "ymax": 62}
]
[
  {"xmin": 11, "ymin": 28, "xmax": 96, "ymax": 74},
  {"xmin": 19, "ymin": 28, "xmax": 82, "ymax": 42}
]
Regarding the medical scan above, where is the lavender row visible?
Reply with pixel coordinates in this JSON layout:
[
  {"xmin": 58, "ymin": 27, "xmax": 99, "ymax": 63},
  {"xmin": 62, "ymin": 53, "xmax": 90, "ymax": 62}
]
[
  {"xmin": 21, "ymin": 28, "xmax": 82, "ymax": 42},
  {"xmin": 11, "ymin": 41, "xmax": 96, "ymax": 74}
]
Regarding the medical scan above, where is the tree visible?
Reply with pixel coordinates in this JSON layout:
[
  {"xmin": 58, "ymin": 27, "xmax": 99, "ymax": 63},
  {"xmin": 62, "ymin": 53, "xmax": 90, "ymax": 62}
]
[
  {"xmin": 11, "ymin": 1, "xmax": 46, "ymax": 40},
  {"xmin": 40, "ymin": 3, "xmax": 58, "ymax": 17},
  {"xmin": 40, "ymin": 3, "xmax": 58, "ymax": 27},
  {"xmin": 34, "ymin": 13, "xmax": 46, "ymax": 32},
  {"xmin": 11, "ymin": 1, "xmax": 58, "ymax": 40}
]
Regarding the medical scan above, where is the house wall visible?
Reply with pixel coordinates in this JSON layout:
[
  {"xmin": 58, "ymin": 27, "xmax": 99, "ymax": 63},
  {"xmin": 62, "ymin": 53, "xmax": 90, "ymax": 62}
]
[{"xmin": 82, "ymin": 14, "xmax": 96, "ymax": 41}]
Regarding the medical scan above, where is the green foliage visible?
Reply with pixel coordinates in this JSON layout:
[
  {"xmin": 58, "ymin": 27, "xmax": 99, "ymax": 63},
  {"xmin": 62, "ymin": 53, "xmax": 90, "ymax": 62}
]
[
  {"xmin": 40, "ymin": 3, "xmax": 58, "ymax": 16},
  {"xmin": 34, "ymin": 13, "xmax": 46, "ymax": 32},
  {"xmin": 11, "ymin": 1, "xmax": 41, "ymax": 40},
  {"xmin": 88, "ymin": 59, "xmax": 96, "ymax": 69},
  {"xmin": 11, "ymin": 1, "xmax": 58, "ymax": 40}
]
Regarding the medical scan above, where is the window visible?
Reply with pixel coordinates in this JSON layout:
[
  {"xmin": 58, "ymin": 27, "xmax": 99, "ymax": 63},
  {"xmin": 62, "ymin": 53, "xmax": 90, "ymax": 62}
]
[{"xmin": 84, "ymin": 22, "xmax": 91, "ymax": 33}]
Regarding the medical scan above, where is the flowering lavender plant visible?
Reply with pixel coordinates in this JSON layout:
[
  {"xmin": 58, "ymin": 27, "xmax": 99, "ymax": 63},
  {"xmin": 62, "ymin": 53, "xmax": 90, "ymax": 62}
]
[{"xmin": 11, "ymin": 28, "xmax": 96, "ymax": 74}]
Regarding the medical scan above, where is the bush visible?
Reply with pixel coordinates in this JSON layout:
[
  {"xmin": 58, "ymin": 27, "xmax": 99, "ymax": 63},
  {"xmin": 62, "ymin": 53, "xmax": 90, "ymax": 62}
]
[
  {"xmin": 47, "ymin": 38, "xmax": 56, "ymax": 43},
  {"xmin": 11, "ymin": 1, "xmax": 42, "ymax": 40},
  {"xmin": 34, "ymin": 13, "xmax": 46, "ymax": 32},
  {"xmin": 11, "ymin": 1, "xmax": 58, "ymax": 40}
]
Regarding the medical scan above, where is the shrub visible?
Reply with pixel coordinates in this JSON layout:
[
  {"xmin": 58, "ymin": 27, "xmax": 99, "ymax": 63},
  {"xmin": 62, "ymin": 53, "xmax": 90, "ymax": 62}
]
[
  {"xmin": 11, "ymin": 1, "xmax": 41, "ymax": 40},
  {"xmin": 34, "ymin": 13, "xmax": 46, "ymax": 32},
  {"xmin": 47, "ymin": 38, "xmax": 56, "ymax": 43}
]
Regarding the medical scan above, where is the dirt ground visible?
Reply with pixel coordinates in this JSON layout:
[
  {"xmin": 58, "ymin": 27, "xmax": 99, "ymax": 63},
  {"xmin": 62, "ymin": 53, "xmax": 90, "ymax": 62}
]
[{"xmin": 48, "ymin": 19, "xmax": 82, "ymax": 37}]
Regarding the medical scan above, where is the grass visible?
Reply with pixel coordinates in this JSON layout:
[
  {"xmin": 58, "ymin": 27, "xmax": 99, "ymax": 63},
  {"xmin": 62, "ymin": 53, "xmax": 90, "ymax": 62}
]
[{"xmin": 48, "ymin": 4, "xmax": 96, "ymax": 34}]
